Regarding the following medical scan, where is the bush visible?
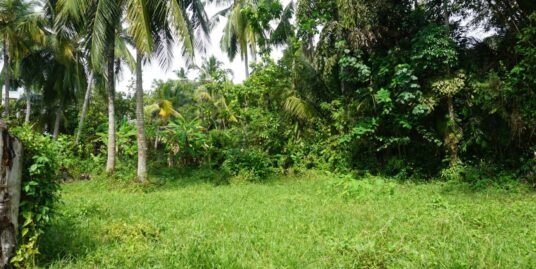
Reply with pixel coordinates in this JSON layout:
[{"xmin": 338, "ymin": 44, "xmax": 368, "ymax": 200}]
[
  {"xmin": 440, "ymin": 162, "xmax": 526, "ymax": 192},
  {"xmin": 222, "ymin": 148, "xmax": 273, "ymax": 182},
  {"xmin": 10, "ymin": 125, "xmax": 62, "ymax": 267}
]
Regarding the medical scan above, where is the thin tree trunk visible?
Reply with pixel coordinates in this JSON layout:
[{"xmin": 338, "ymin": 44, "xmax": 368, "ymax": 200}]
[
  {"xmin": 75, "ymin": 72, "xmax": 94, "ymax": 145},
  {"xmin": 251, "ymin": 45, "xmax": 257, "ymax": 63},
  {"xmin": 3, "ymin": 40, "xmax": 10, "ymax": 118},
  {"xmin": 443, "ymin": 0, "xmax": 449, "ymax": 26},
  {"xmin": 244, "ymin": 49, "xmax": 249, "ymax": 78},
  {"xmin": 446, "ymin": 96, "xmax": 460, "ymax": 166},
  {"xmin": 0, "ymin": 122, "xmax": 23, "ymax": 267},
  {"xmin": 53, "ymin": 99, "xmax": 63, "ymax": 139},
  {"xmin": 443, "ymin": 0, "xmax": 460, "ymax": 167},
  {"xmin": 24, "ymin": 89, "xmax": 31, "ymax": 123},
  {"xmin": 106, "ymin": 41, "xmax": 116, "ymax": 174},
  {"xmin": 135, "ymin": 52, "xmax": 147, "ymax": 183}
]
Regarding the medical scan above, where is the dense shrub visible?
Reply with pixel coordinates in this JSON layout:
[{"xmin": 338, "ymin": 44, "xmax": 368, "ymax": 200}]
[
  {"xmin": 222, "ymin": 148, "xmax": 273, "ymax": 181},
  {"xmin": 439, "ymin": 161, "xmax": 528, "ymax": 191},
  {"xmin": 10, "ymin": 125, "xmax": 63, "ymax": 267}
]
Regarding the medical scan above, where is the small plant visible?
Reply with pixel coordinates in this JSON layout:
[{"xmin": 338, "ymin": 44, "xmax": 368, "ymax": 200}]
[
  {"xmin": 439, "ymin": 164, "xmax": 465, "ymax": 182},
  {"xmin": 328, "ymin": 174, "xmax": 396, "ymax": 200}
]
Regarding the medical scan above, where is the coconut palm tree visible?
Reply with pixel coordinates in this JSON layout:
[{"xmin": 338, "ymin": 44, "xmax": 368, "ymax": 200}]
[
  {"xmin": 194, "ymin": 55, "xmax": 233, "ymax": 82},
  {"xmin": 57, "ymin": 0, "xmax": 149, "ymax": 173},
  {"xmin": 19, "ymin": 31, "xmax": 87, "ymax": 137},
  {"xmin": 0, "ymin": 0, "xmax": 44, "ymax": 117},
  {"xmin": 131, "ymin": 0, "xmax": 210, "ymax": 182},
  {"xmin": 213, "ymin": 0, "xmax": 260, "ymax": 78},
  {"xmin": 56, "ymin": 0, "xmax": 132, "ymax": 172},
  {"xmin": 214, "ymin": 0, "xmax": 288, "ymax": 78},
  {"xmin": 57, "ymin": 0, "xmax": 210, "ymax": 178}
]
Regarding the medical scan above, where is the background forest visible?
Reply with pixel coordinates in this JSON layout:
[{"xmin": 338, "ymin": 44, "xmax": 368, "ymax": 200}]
[{"xmin": 0, "ymin": 0, "xmax": 535, "ymax": 267}]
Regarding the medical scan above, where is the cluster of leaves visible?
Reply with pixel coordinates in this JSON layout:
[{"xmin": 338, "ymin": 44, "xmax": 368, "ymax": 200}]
[
  {"xmin": 281, "ymin": 1, "xmax": 536, "ymax": 179},
  {"xmin": 10, "ymin": 125, "xmax": 63, "ymax": 267}
]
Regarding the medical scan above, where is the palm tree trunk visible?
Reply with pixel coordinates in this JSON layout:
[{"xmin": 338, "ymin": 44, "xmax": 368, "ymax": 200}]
[
  {"xmin": 53, "ymin": 99, "xmax": 64, "ymax": 139},
  {"xmin": 0, "ymin": 125, "xmax": 23, "ymax": 268},
  {"xmin": 3, "ymin": 40, "xmax": 10, "ymax": 118},
  {"xmin": 75, "ymin": 72, "xmax": 94, "ymax": 144},
  {"xmin": 135, "ymin": 52, "xmax": 147, "ymax": 182},
  {"xmin": 24, "ymin": 88, "xmax": 31, "ymax": 123},
  {"xmin": 106, "ymin": 42, "xmax": 116, "ymax": 174},
  {"xmin": 244, "ymin": 49, "xmax": 249, "ymax": 78}
]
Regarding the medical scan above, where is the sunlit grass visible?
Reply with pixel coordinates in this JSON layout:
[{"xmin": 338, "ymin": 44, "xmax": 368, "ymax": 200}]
[{"xmin": 39, "ymin": 170, "xmax": 536, "ymax": 268}]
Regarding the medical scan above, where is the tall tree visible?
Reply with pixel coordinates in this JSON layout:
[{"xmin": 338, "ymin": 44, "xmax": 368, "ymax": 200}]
[
  {"xmin": 135, "ymin": 52, "xmax": 148, "ymax": 181},
  {"xmin": 58, "ymin": 0, "xmax": 210, "ymax": 176},
  {"xmin": 57, "ymin": 0, "xmax": 136, "ymax": 173},
  {"xmin": 215, "ymin": 0, "xmax": 294, "ymax": 77},
  {"xmin": 214, "ymin": 0, "xmax": 260, "ymax": 78},
  {"xmin": 0, "ymin": 0, "xmax": 43, "ymax": 117},
  {"xmin": 75, "ymin": 71, "xmax": 93, "ymax": 144},
  {"xmin": 131, "ymin": 0, "xmax": 210, "ymax": 182}
]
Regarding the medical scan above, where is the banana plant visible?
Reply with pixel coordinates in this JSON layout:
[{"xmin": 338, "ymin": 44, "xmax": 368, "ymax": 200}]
[{"xmin": 162, "ymin": 117, "xmax": 209, "ymax": 167}]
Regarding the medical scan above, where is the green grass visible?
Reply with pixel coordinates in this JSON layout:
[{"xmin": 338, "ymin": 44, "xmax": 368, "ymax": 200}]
[{"xmin": 38, "ymin": 170, "xmax": 536, "ymax": 268}]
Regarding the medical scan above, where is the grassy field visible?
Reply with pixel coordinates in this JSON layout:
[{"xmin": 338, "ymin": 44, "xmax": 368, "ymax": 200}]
[{"xmin": 38, "ymin": 170, "xmax": 536, "ymax": 268}]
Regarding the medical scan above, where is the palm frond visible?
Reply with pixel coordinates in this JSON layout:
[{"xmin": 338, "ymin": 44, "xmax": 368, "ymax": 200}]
[
  {"xmin": 126, "ymin": 0, "xmax": 154, "ymax": 54},
  {"xmin": 283, "ymin": 95, "xmax": 317, "ymax": 121}
]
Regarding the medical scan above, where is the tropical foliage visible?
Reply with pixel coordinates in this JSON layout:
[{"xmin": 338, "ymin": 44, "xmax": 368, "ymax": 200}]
[{"xmin": 1, "ymin": 0, "xmax": 535, "ymax": 266}]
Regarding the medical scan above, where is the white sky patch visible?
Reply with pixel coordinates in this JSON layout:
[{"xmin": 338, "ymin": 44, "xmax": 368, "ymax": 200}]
[{"xmin": 453, "ymin": 13, "xmax": 496, "ymax": 42}]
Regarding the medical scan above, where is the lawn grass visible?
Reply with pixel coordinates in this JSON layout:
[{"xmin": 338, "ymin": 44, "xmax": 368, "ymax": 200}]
[{"xmin": 38, "ymin": 169, "xmax": 536, "ymax": 268}]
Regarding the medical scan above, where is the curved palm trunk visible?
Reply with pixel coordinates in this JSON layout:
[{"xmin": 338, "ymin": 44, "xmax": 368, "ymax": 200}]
[
  {"xmin": 3, "ymin": 40, "xmax": 10, "ymax": 118},
  {"xmin": 24, "ymin": 88, "xmax": 31, "ymax": 123},
  {"xmin": 106, "ymin": 43, "xmax": 116, "ymax": 174},
  {"xmin": 53, "ymin": 99, "xmax": 64, "ymax": 139},
  {"xmin": 135, "ymin": 52, "xmax": 147, "ymax": 182},
  {"xmin": 75, "ymin": 72, "xmax": 94, "ymax": 144}
]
